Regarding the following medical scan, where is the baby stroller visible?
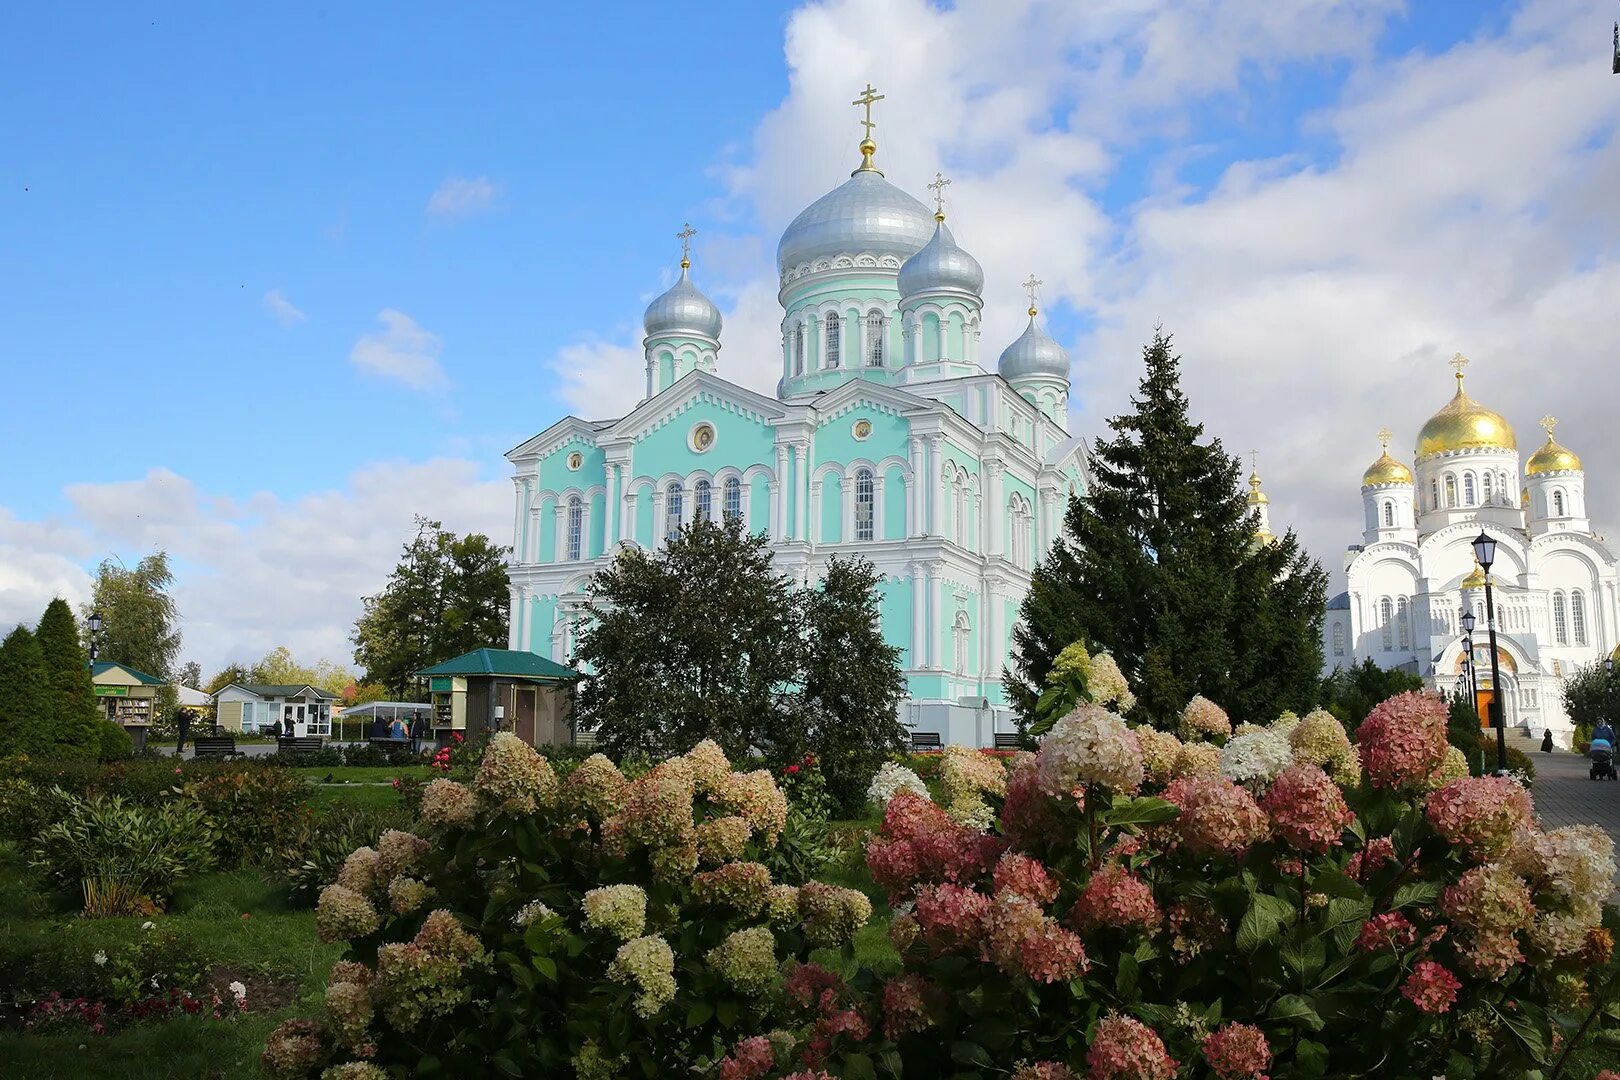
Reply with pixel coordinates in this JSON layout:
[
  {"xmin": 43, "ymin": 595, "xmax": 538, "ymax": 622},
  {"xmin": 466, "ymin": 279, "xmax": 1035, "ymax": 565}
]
[{"xmin": 1590, "ymin": 737, "xmax": 1618, "ymax": 781}]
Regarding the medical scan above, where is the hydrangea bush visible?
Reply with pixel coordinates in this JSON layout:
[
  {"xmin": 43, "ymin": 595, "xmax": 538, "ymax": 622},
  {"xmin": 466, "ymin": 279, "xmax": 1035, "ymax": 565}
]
[
  {"xmin": 264, "ymin": 734, "xmax": 872, "ymax": 1078},
  {"xmin": 786, "ymin": 687, "xmax": 1620, "ymax": 1078}
]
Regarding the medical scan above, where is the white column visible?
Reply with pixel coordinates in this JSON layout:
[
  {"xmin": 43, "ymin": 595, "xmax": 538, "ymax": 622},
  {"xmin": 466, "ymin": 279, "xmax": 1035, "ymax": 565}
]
[
  {"xmin": 926, "ymin": 436, "xmax": 943, "ymax": 536},
  {"xmin": 987, "ymin": 462, "xmax": 1004, "ymax": 558},
  {"xmin": 527, "ymin": 506, "xmax": 541, "ymax": 562},
  {"xmin": 808, "ymin": 477, "xmax": 822, "ymax": 544},
  {"xmin": 907, "ymin": 437, "xmax": 924, "ymax": 536},
  {"xmin": 910, "ymin": 562, "xmax": 926, "ymax": 669},
  {"xmin": 510, "ymin": 478, "xmax": 525, "ymax": 557},
  {"xmin": 606, "ymin": 465, "xmax": 621, "ymax": 545},
  {"xmin": 927, "ymin": 563, "xmax": 942, "ymax": 670},
  {"xmin": 873, "ymin": 474, "xmax": 887, "ymax": 540},
  {"xmin": 507, "ymin": 586, "xmax": 522, "ymax": 649},
  {"xmin": 773, "ymin": 444, "xmax": 789, "ymax": 537}
]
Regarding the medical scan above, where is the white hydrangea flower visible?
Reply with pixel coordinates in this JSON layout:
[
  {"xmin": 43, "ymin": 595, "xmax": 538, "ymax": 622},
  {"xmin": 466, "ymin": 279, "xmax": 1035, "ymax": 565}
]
[
  {"xmin": 867, "ymin": 761, "xmax": 930, "ymax": 807},
  {"xmin": 1219, "ymin": 729, "xmax": 1293, "ymax": 785},
  {"xmin": 1037, "ymin": 704, "xmax": 1143, "ymax": 795},
  {"xmin": 514, "ymin": 900, "xmax": 557, "ymax": 928},
  {"xmin": 1086, "ymin": 652, "xmax": 1136, "ymax": 712}
]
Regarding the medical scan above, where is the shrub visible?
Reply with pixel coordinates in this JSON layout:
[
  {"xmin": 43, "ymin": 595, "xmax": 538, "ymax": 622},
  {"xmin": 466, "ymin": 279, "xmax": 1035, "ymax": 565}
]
[
  {"xmin": 29, "ymin": 791, "xmax": 217, "ymax": 915},
  {"xmin": 97, "ymin": 720, "xmax": 134, "ymax": 762},
  {"xmin": 266, "ymin": 735, "xmax": 870, "ymax": 1077},
  {"xmin": 776, "ymin": 754, "xmax": 834, "ymax": 821},
  {"xmin": 0, "ymin": 923, "xmax": 210, "ymax": 1010},
  {"xmin": 183, "ymin": 765, "xmax": 311, "ymax": 868},
  {"xmin": 272, "ymin": 803, "xmax": 415, "ymax": 907}
]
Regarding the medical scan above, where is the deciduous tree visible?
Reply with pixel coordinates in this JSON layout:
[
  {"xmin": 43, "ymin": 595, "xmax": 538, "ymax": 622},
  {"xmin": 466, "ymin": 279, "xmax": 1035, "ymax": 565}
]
[{"xmin": 81, "ymin": 552, "xmax": 182, "ymax": 681}]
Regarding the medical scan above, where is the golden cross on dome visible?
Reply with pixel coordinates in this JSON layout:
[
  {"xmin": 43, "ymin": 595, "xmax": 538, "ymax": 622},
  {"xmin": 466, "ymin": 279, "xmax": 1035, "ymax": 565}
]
[
  {"xmin": 676, "ymin": 223, "xmax": 696, "ymax": 269},
  {"xmin": 1540, "ymin": 414, "xmax": 1558, "ymax": 438},
  {"xmin": 1021, "ymin": 274, "xmax": 1043, "ymax": 316},
  {"xmin": 1249, "ymin": 450, "xmax": 1259, "ymax": 471},
  {"xmin": 852, "ymin": 83, "xmax": 884, "ymax": 138},
  {"xmin": 1449, "ymin": 352, "xmax": 1470, "ymax": 385},
  {"xmin": 1376, "ymin": 426, "xmax": 1393, "ymax": 451},
  {"xmin": 927, "ymin": 172, "xmax": 951, "ymax": 219}
]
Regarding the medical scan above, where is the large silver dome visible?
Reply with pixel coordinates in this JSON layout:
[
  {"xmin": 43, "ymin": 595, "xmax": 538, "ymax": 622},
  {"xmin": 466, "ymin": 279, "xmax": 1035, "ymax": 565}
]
[
  {"xmin": 643, "ymin": 266, "xmax": 722, "ymax": 340},
  {"xmin": 998, "ymin": 315, "xmax": 1069, "ymax": 381},
  {"xmin": 776, "ymin": 169, "xmax": 935, "ymax": 276},
  {"xmin": 898, "ymin": 219, "xmax": 984, "ymax": 299}
]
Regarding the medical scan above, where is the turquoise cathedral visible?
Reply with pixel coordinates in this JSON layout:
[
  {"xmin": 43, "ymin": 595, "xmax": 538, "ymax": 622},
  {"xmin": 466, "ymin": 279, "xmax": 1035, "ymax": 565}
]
[{"xmin": 505, "ymin": 92, "xmax": 1089, "ymax": 746}]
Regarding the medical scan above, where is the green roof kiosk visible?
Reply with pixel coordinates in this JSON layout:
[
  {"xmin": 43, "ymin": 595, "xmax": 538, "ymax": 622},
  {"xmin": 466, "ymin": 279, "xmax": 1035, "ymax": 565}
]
[
  {"xmin": 90, "ymin": 661, "xmax": 165, "ymax": 751},
  {"xmin": 416, "ymin": 648, "xmax": 583, "ymax": 748}
]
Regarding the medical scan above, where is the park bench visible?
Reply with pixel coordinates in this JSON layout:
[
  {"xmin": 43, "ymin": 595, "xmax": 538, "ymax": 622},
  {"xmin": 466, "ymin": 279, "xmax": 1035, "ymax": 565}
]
[
  {"xmin": 191, "ymin": 735, "xmax": 239, "ymax": 760},
  {"xmin": 276, "ymin": 735, "xmax": 326, "ymax": 760},
  {"xmin": 993, "ymin": 732, "xmax": 1023, "ymax": 750},
  {"xmin": 909, "ymin": 731, "xmax": 943, "ymax": 751},
  {"xmin": 367, "ymin": 737, "xmax": 412, "ymax": 751}
]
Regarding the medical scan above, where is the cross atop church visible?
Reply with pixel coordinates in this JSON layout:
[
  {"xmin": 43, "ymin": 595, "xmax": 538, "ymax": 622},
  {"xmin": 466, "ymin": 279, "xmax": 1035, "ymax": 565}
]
[
  {"xmin": 1022, "ymin": 274, "xmax": 1043, "ymax": 316},
  {"xmin": 1377, "ymin": 426, "xmax": 1393, "ymax": 451},
  {"xmin": 1249, "ymin": 450, "xmax": 1260, "ymax": 471},
  {"xmin": 1540, "ymin": 414, "xmax": 1559, "ymax": 438},
  {"xmin": 927, "ymin": 172, "xmax": 951, "ymax": 219},
  {"xmin": 852, "ymin": 83, "xmax": 884, "ymax": 138},
  {"xmin": 676, "ymin": 223, "xmax": 696, "ymax": 269},
  {"xmin": 1449, "ymin": 352, "xmax": 1469, "ymax": 385}
]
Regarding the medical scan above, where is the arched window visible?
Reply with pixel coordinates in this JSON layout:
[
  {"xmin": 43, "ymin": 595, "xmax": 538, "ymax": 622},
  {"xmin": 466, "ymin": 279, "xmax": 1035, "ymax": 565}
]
[
  {"xmin": 1463, "ymin": 473, "xmax": 1476, "ymax": 506},
  {"xmin": 866, "ymin": 312, "xmax": 884, "ymax": 366},
  {"xmin": 1380, "ymin": 597, "xmax": 1394, "ymax": 650},
  {"xmin": 1430, "ymin": 478, "xmax": 1440, "ymax": 510},
  {"xmin": 1572, "ymin": 589, "xmax": 1588, "ymax": 645},
  {"xmin": 1482, "ymin": 472, "xmax": 1493, "ymax": 502},
  {"xmin": 1382, "ymin": 501, "xmax": 1394, "ymax": 527},
  {"xmin": 723, "ymin": 476, "xmax": 742, "ymax": 521},
  {"xmin": 1553, "ymin": 489, "xmax": 1566, "ymax": 517},
  {"xmin": 694, "ymin": 479, "xmax": 712, "ymax": 524},
  {"xmin": 853, "ymin": 468, "xmax": 874, "ymax": 541},
  {"xmin": 825, "ymin": 314, "xmax": 840, "ymax": 368},
  {"xmin": 1444, "ymin": 474, "xmax": 1457, "ymax": 508},
  {"xmin": 1397, "ymin": 597, "xmax": 1410, "ymax": 649},
  {"xmin": 1552, "ymin": 591, "xmax": 1568, "ymax": 645},
  {"xmin": 566, "ymin": 495, "xmax": 583, "ymax": 561},
  {"xmin": 1332, "ymin": 623, "xmax": 1345, "ymax": 657},
  {"xmin": 793, "ymin": 326, "xmax": 805, "ymax": 375},
  {"xmin": 664, "ymin": 483, "xmax": 683, "ymax": 543},
  {"xmin": 953, "ymin": 612, "xmax": 971, "ymax": 675}
]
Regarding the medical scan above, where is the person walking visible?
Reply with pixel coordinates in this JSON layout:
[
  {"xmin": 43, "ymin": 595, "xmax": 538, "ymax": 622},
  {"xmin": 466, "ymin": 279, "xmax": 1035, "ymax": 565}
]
[
  {"xmin": 390, "ymin": 715, "xmax": 407, "ymax": 741},
  {"xmin": 1594, "ymin": 718, "xmax": 1616, "ymax": 750},
  {"xmin": 409, "ymin": 712, "xmax": 426, "ymax": 753},
  {"xmin": 176, "ymin": 708, "xmax": 192, "ymax": 755}
]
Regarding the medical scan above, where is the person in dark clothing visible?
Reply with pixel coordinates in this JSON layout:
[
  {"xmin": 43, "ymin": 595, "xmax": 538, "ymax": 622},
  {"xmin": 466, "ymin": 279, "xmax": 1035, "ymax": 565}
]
[
  {"xmin": 370, "ymin": 715, "xmax": 388, "ymax": 741},
  {"xmin": 271, "ymin": 719, "xmax": 283, "ymax": 739},
  {"xmin": 1541, "ymin": 729, "xmax": 1555, "ymax": 753},
  {"xmin": 409, "ymin": 713, "xmax": 426, "ymax": 753},
  {"xmin": 176, "ymin": 708, "xmax": 192, "ymax": 754}
]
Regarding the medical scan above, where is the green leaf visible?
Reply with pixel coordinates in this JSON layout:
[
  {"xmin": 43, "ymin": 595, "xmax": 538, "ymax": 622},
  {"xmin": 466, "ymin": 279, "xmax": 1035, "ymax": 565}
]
[
  {"xmin": 1295, "ymin": 1039, "xmax": 1329, "ymax": 1076},
  {"xmin": 716, "ymin": 999, "xmax": 739, "ymax": 1029},
  {"xmin": 950, "ymin": 1041, "xmax": 994, "ymax": 1069},
  {"xmin": 1281, "ymin": 936, "xmax": 1327, "ymax": 980},
  {"xmin": 491, "ymin": 1055, "xmax": 523, "ymax": 1077},
  {"xmin": 685, "ymin": 1002, "xmax": 714, "ymax": 1028},
  {"xmin": 843, "ymin": 1053, "xmax": 877, "ymax": 1080},
  {"xmin": 1115, "ymin": 953, "xmax": 1140, "ymax": 1001},
  {"xmin": 877, "ymin": 1048, "xmax": 904, "ymax": 1078},
  {"xmin": 1236, "ymin": 893, "xmax": 1295, "ymax": 952},
  {"xmin": 1390, "ymin": 881, "xmax": 1439, "ymax": 910},
  {"xmin": 1269, "ymin": 994, "xmax": 1325, "ymax": 1032},
  {"xmin": 1494, "ymin": 1002, "xmax": 1548, "ymax": 1063},
  {"xmin": 1102, "ymin": 795, "xmax": 1180, "ymax": 827},
  {"xmin": 533, "ymin": 955, "xmax": 557, "ymax": 981}
]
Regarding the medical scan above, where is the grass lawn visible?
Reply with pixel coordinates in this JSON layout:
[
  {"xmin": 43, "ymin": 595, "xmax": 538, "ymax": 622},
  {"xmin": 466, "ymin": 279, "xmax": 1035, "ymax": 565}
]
[
  {"xmin": 304, "ymin": 784, "xmax": 403, "ymax": 811},
  {"xmin": 292, "ymin": 765, "xmax": 429, "ymax": 784},
  {"xmin": 0, "ymin": 854, "xmax": 339, "ymax": 1080}
]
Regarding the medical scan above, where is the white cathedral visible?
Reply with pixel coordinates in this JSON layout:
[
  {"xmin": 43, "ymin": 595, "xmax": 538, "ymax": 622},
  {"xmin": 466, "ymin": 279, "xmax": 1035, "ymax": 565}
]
[{"xmin": 1322, "ymin": 357, "xmax": 1619, "ymax": 744}]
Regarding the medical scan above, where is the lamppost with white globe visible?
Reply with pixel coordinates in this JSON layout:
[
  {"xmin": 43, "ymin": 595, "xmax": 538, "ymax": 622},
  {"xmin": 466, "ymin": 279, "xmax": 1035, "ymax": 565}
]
[
  {"xmin": 1460, "ymin": 608, "xmax": 1479, "ymax": 722},
  {"xmin": 1471, "ymin": 531, "xmax": 1508, "ymax": 775}
]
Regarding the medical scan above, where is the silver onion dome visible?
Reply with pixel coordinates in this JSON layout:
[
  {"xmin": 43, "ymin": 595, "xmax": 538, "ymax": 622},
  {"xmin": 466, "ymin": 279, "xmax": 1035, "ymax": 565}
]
[
  {"xmin": 898, "ymin": 218, "xmax": 984, "ymax": 298},
  {"xmin": 776, "ymin": 169, "xmax": 935, "ymax": 276},
  {"xmin": 643, "ymin": 266, "xmax": 722, "ymax": 340},
  {"xmin": 998, "ymin": 314, "xmax": 1069, "ymax": 381}
]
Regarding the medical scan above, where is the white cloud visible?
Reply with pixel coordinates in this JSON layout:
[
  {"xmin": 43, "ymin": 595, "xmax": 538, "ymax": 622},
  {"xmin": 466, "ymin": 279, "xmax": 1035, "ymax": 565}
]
[
  {"xmin": 348, "ymin": 309, "xmax": 447, "ymax": 390},
  {"xmin": 263, "ymin": 288, "xmax": 307, "ymax": 326},
  {"xmin": 543, "ymin": 0, "xmax": 1620, "ymax": 589},
  {"xmin": 426, "ymin": 175, "xmax": 502, "ymax": 218},
  {"xmin": 0, "ymin": 461, "xmax": 510, "ymax": 673}
]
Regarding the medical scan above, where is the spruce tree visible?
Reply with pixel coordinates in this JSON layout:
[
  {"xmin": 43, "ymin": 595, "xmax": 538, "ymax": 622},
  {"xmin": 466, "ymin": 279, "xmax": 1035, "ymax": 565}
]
[
  {"xmin": 35, "ymin": 598, "xmax": 101, "ymax": 759},
  {"xmin": 1007, "ymin": 330, "xmax": 1328, "ymax": 727},
  {"xmin": 0, "ymin": 625, "xmax": 53, "ymax": 757}
]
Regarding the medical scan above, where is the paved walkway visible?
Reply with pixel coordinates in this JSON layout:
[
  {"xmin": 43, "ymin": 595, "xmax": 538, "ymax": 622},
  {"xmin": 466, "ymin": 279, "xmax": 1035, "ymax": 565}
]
[{"xmin": 1517, "ymin": 735, "xmax": 1620, "ymax": 897}]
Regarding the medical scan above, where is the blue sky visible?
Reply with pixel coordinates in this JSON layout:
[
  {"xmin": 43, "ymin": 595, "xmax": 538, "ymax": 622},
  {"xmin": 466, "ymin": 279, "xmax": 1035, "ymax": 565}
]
[{"xmin": 3, "ymin": 0, "xmax": 1615, "ymax": 671}]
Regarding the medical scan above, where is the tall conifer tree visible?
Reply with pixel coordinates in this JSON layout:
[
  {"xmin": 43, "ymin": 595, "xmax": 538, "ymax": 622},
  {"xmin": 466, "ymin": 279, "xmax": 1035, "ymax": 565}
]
[
  {"xmin": 1007, "ymin": 330, "xmax": 1327, "ymax": 726},
  {"xmin": 35, "ymin": 598, "xmax": 101, "ymax": 759},
  {"xmin": 0, "ymin": 625, "xmax": 53, "ymax": 756}
]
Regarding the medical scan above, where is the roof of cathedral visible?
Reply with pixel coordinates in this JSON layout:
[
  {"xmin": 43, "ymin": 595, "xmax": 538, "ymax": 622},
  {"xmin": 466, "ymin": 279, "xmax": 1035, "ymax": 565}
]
[
  {"xmin": 898, "ymin": 216, "xmax": 984, "ymax": 298},
  {"xmin": 1246, "ymin": 470, "xmax": 1270, "ymax": 506},
  {"xmin": 1416, "ymin": 360, "xmax": 1515, "ymax": 459},
  {"xmin": 998, "ymin": 311, "xmax": 1069, "ymax": 381},
  {"xmin": 1460, "ymin": 561, "xmax": 1487, "ymax": 589},
  {"xmin": 643, "ymin": 264, "xmax": 722, "ymax": 340},
  {"xmin": 1363, "ymin": 450, "xmax": 1414, "ymax": 487},
  {"xmin": 1326, "ymin": 591, "xmax": 1350, "ymax": 610},
  {"xmin": 1525, "ymin": 424, "xmax": 1582, "ymax": 475},
  {"xmin": 776, "ymin": 167, "xmax": 935, "ymax": 275}
]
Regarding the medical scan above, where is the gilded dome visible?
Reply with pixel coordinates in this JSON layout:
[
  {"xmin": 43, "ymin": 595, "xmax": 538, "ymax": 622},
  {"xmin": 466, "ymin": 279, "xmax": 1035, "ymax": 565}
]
[
  {"xmin": 776, "ymin": 168, "xmax": 935, "ymax": 277},
  {"xmin": 643, "ymin": 266, "xmax": 722, "ymax": 340},
  {"xmin": 1460, "ymin": 561, "xmax": 1487, "ymax": 589},
  {"xmin": 1416, "ymin": 378, "xmax": 1516, "ymax": 459},
  {"xmin": 1246, "ymin": 472, "xmax": 1270, "ymax": 505},
  {"xmin": 1362, "ymin": 451, "xmax": 1414, "ymax": 487},
  {"xmin": 897, "ymin": 218, "xmax": 984, "ymax": 299},
  {"xmin": 1525, "ymin": 436, "xmax": 1582, "ymax": 475}
]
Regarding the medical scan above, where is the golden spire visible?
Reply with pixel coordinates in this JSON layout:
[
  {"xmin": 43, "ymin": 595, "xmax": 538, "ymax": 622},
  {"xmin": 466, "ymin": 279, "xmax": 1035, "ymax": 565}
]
[
  {"xmin": 1540, "ymin": 414, "xmax": 1558, "ymax": 438},
  {"xmin": 1377, "ymin": 426, "xmax": 1393, "ymax": 451},
  {"xmin": 1021, "ymin": 274, "xmax": 1043, "ymax": 318},
  {"xmin": 851, "ymin": 83, "xmax": 886, "ymax": 174},
  {"xmin": 927, "ymin": 171, "xmax": 951, "ymax": 222},
  {"xmin": 1247, "ymin": 452, "xmax": 1269, "ymax": 504},
  {"xmin": 676, "ymin": 223, "xmax": 696, "ymax": 270},
  {"xmin": 1449, "ymin": 351, "xmax": 1469, "ymax": 388}
]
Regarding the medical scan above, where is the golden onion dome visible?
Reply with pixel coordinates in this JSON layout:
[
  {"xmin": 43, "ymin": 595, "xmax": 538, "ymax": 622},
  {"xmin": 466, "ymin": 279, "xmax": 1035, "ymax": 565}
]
[
  {"xmin": 1460, "ymin": 561, "xmax": 1487, "ymax": 589},
  {"xmin": 1362, "ymin": 451, "xmax": 1414, "ymax": 487},
  {"xmin": 1246, "ymin": 471, "xmax": 1269, "ymax": 505},
  {"xmin": 1416, "ymin": 364, "xmax": 1516, "ymax": 459},
  {"xmin": 1524, "ymin": 417, "xmax": 1582, "ymax": 475}
]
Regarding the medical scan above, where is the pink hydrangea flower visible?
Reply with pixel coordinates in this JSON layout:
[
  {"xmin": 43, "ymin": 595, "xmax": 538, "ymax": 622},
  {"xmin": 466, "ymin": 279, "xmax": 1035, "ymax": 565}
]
[
  {"xmin": 986, "ymin": 891, "xmax": 1088, "ymax": 984},
  {"xmin": 783, "ymin": 962, "xmax": 846, "ymax": 1015},
  {"xmin": 866, "ymin": 792, "xmax": 1003, "ymax": 900},
  {"xmin": 1454, "ymin": 931, "xmax": 1523, "ymax": 980},
  {"xmin": 1011, "ymin": 1064, "xmax": 1078, "ymax": 1080},
  {"xmin": 1086, "ymin": 1013, "xmax": 1178, "ymax": 1080},
  {"xmin": 1401, "ymin": 960, "xmax": 1461, "ymax": 1014},
  {"xmin": 1356, "ymin": 691, "xmax": 1449, "ymax": 790},
  {"xmin": 1069, "ymin": 864, "xmax": 1160, "ymax": 934},
  {"xmin": 994, "ymin": 853, "xmax": 1059, "ymax": 904},
  {"xmin": 1162, "ymin": 775, "xmax": 1269, "ymax": 856},
  {"xmin": 1261, "ymin": 763, "xmax": 1354, "ymax": 853},
  {"xmin": 880, "ymin": 974, "xmax": 940, "ymax": 1040},
  {"xmin": 1346, "ymin": 836, "xmax": 1397, "ymax": 882},
  {"xmin": 1354, "ymin": 911, "xmax": 1417, "ymax": 953},
  {"xmin": 1001, "ymin": 753, "xmax": 1060, "ymax": 852},
  {"xmin": 719, "ymin": 1035, "xmax": 775, "ymax": 1080},
  {"xmin": 913, "ymin": 882, "xmax": 992, "ymax": 952},
  {"xmin": 1441, "ymin": 862, "xmax": 1533, "ymax": 936},
  {"xmin": 1202, "ymin": 1022, "xmax": 1271, "ymax": 1080},
  {"xmin": 1425, "ymin": 777, "xmax": 1534, "ymax": 860}
]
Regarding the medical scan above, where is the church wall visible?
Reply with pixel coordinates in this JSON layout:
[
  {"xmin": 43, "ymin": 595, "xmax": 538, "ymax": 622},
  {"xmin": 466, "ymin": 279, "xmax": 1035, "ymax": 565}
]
[
  {"xmin": 819, "ymin": 473, "xmax": 843, "ymax": 542},
  {"xmin": 537, "ymin": 442, "xmax": 606, "ymax": 496},
  {"xmin": 876, "ymin": 576, "xmax": 913, "ymax": 667},
  {"xmin": 633, "ymin": 486, "xmax": 653, "ymax": 548},
  {"xmin": 749, "ymin": 473, "xmax": 771, "ymax": 535},
  {"xmin": 814, "ymin": 406, "xmax": 908, "ymax": 464},
  {"xmin": 883, "ymin": 464, "xmax": 906, "ymax": 539},
  {"xmin": 630, "ymin": 402, "xmax": 776, "ymax": 481},
  {"xmin": 537, "ymin": 495, "xmax": 558, "ymax": 563},
  {"xmin": 588, "ymin": 492, "xmax": 606, "ymax": 557}
]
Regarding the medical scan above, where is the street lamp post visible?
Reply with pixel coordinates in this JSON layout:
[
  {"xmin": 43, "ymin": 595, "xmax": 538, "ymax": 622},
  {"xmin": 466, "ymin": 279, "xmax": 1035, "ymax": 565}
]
[
  {"xmin": 1471, "ymin": 531, "xmax": 1509, "ymax": 775},
  {"xmin": 1460, "ymin": 610, "xmax": 1479, "ymax": 721},
  {"xmin": 87, "ymin": 609, "xmax": 103, "ymax": 665}
]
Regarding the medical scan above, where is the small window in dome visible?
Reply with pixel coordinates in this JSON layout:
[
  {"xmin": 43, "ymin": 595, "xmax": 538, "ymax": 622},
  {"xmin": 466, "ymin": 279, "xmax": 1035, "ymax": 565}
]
[
  {"xmin": 794, "ymin": 326, "xmax": 805, "ymax": 375},
  {"xmin": 866, "ymin": 313, "xmax": 884, "ymax": 366},
  {"xmin": 826, "ymin": 314, "xmax": 840, "ymax": 368}
]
